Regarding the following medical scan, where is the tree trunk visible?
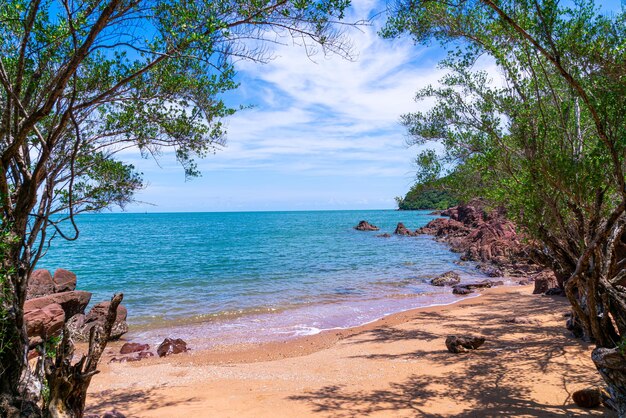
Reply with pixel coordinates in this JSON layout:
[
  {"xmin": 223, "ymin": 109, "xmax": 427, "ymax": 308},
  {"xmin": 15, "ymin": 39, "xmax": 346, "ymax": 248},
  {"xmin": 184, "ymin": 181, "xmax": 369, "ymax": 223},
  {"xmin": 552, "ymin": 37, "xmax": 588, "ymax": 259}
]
[
  {"xmin": 44, "ymin": 293, "xmax": 123, "ymax": 418},
  {"xmin": 0, "ymin": 251, "xmax": 41, "ymax": 417},
  {"xmin": 592, "ymin": 347, "xmax": 626, "ymax": 416}
]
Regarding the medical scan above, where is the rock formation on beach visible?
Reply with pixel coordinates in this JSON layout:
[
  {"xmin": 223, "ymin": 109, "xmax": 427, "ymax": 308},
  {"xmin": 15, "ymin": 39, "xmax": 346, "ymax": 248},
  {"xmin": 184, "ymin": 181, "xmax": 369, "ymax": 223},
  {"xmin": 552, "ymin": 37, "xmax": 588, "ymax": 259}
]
[
  {"xmin": 417, "ymin": 200, "xmax": 545, "ymax": 280},
  {"xmin": 24, "ymin": 268, "xmax": 129, "ymax": 349}
]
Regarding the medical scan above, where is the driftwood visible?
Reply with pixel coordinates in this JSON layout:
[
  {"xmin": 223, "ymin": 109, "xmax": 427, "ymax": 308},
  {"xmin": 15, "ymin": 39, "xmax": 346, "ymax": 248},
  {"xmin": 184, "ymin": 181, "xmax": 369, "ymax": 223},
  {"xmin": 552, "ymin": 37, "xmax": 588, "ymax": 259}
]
[{"xmin": 43, "ymin": 293, "xmax": 123, "ymax": 418}]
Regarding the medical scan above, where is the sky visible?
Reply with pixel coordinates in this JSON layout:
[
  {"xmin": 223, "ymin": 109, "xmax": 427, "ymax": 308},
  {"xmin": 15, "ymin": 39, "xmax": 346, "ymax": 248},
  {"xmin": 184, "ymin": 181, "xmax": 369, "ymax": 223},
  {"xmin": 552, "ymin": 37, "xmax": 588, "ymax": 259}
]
[{"xmin": 121, "ymin": 0, "xmax": 623, "ymax": 213}]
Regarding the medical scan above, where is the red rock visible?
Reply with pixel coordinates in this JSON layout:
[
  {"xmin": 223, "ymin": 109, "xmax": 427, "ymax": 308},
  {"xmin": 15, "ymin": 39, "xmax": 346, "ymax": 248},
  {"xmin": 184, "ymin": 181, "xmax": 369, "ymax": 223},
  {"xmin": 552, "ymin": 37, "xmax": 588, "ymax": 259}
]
[
  {"xmin": 24, "ymin": 303, "xmax": 65, "ymax": 340},
  {"xmin": 445, "ymin": 335, "xmax": 485, "ymax": 353},
  {"xmin": 53, "ymin": 268, "xmax": 77, "ymax": 293},
  {"xmin": 74, "ymin": 302, "xmax": 128, "ymax": 341},
  {"xmin": 532, "ymin": 271, "xmax": 559, "ymax": 294},
  {"xmin": 26, "ymin": 269, "xmax": 55, "ymax": 299},
  {"xmin": 431, "ymin": 271, "xmax": 461, "ymax": 287},
  {"xmin": 394, "ymin": 222, "xmax": 417, "ymax": 236},
  {"xmin": 120, "ymin": 342, "xmax": 149, "ymax": 354},
  {"xmin": 24, "ymin": 291, "xmax": 91, "ymax": 319},
  {"xmin": 452, "ymin": 286, "xmax": 473, "ymax": 295},
  {"xmin": 354, "ymin": 220, "xmax": 379, "ymax": 231},
  {"xmin": 157, "ymin": 338, "xmax": 189, "ymax": 357},
  {"xmin": 86, "ymin": 302, "xmax": 128, "ymax": 323}
]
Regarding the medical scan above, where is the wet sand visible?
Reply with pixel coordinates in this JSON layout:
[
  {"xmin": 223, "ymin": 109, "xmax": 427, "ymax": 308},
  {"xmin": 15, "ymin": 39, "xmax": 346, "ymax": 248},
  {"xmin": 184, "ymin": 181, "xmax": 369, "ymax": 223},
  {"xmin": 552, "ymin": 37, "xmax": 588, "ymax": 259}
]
[{"xmin": 86, "ymin": 285, "xmax": 608, "ymax": 417}]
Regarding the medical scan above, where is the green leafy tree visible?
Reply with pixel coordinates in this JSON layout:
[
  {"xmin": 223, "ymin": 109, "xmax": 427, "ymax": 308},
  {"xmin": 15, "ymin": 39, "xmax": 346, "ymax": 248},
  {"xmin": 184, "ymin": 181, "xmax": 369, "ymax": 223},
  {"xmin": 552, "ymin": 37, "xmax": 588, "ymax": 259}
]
[
  {"xmin": 396, "ymin": 178, "xmax": 459, "ymax": 210},
  {"xmin": 385, "ymin": 0, "xmax": 626, "ymax": 411},
  {"xmin": 0, "ymin": 0, "xmax": 352, "ymax": 416}
]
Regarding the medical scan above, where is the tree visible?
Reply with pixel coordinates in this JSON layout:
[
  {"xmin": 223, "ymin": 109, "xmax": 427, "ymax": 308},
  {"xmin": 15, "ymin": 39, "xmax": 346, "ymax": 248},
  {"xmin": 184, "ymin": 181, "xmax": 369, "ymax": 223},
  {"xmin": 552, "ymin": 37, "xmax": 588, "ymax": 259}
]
[
  {"xmin": 396, "ymin": 177, "xmax": 459, "ymax": 210},
  {"xmin": 0, "ymin": 0, "xmax": 352, "ymax": 416},
  {"xmin": 384, "ymin": 0, "xmax": 626, "ymax": 412}
]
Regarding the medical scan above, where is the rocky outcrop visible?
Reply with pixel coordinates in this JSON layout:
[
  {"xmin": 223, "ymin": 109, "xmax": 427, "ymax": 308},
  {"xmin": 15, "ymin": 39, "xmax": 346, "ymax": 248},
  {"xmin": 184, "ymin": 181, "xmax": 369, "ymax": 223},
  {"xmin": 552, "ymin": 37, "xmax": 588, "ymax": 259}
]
[
  {"xmin": 53, "ymin": 268, "xmax": 77, "ymax": 293},
  {"xmin": 24, "ymin": 303, "xmax": 65, "ymax": 346},
  {"xmin": 394, "ymin": 223, "xmax": 417, "ymax": 236},
  {"xmin": 417, "ymin": 200, "xmax": 544, "ymax": 278},
  {"xmin": 431, "ymin": 271, "xmax": 461, "ymax": 287},
  {"xmin": 24, "ymin": 268, "xmax": 128, "ymax": 350},
  {"xmin": 25, "ymin": 291, "xmax": 91, "ymax": 319},
  {"xmin": 445, "ymin": 335, "xmax": 485, "ymax": 353},
  {"xmin": 157, "ymin": 338, "xmax": 189, "ymax": 357},
  {"xmin": 26, "ymin": 269, "xmax": 55, "ymax": 299},
  {"xmin": 68, "ymin": 302, "xmax": 128, "ymax": 342},
  {"xmin": 354, "ymin": 221, "xmax": 379, "ymax": 231}
]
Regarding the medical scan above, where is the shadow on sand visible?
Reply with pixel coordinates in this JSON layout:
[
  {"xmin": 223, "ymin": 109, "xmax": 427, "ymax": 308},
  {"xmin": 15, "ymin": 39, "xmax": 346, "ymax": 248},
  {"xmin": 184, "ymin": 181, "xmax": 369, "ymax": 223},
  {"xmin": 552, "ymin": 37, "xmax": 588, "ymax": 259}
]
[{"xmin": 289, "ymin": 293, "xmax": 610, "ymax": 417}]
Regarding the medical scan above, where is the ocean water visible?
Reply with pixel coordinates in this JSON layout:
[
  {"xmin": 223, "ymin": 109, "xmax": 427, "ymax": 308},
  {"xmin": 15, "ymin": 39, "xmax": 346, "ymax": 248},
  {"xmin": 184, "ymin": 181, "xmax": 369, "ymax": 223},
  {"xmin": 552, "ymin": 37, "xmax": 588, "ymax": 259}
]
[{"xmin": 39, "ymin": 210, "xmax": 492, "ymax": 347}]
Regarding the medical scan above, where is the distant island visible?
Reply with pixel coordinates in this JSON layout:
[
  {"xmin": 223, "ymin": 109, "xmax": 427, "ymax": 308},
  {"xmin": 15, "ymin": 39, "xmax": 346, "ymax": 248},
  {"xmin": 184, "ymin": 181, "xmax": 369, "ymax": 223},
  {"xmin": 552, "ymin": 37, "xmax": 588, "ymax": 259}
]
[{"xmin": 396, "ymin": 181, "xmax": 459, "ymax": 210}]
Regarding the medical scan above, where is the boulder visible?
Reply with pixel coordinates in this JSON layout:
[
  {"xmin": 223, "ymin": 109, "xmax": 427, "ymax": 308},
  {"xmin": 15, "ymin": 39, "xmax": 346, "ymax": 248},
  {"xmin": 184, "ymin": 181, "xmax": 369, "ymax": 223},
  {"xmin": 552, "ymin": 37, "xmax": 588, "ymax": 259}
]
[
  {"xmin": 86, "ymin": 301, "xmax": 128, "ymax": 323},
  {"xmin": 452, "ymin": 286, "xmax": 473, "ymax": 295},
  {"xmin": 394, "ymin": 223, "xmax": 416, "ymax": 236},
  {"xmin": 445, "ymin": 335, "xmax": 485, "ymax": 353},
  {"xmin": 120, "ymin": 342, "xmax": 149, "ymax": 354},
  {"xmin": 532, "ymin": 270, "xmax": 559, "ymax": 294},
  {"xmin": 431, "ymin": 271, "xmax": 461, "ymax": 287},
  {"xmin": 354, "ymin": 221, "xmax": 379, "ymax": 231},
  {"xmin": 24, "ymin": 291, "xmax": 91, "ymax": 319},
  {"xmin": 157, "ymin": 338, "xmax": 189, "ymax": 357},
  {"xmin": 377, "ymin": 233, "xmax": 391, "ymax": 238},
  {"xmin": 53, "ymin": 268, "xmax": 77, "ymax": 293},
  {"xmin": 24, "ymin": 303, "xmax": 65, "ymax": 341},
  {"xmin": 67, "ymin": 302, "xmax": 128, "ymax": 341},
  {"xmin": 572, "ymin": 387, "xmax": 604, "ymax": 408},
  {"xmin": 26, "ymin": 269, "xmax": 55, "ymax": 299}
]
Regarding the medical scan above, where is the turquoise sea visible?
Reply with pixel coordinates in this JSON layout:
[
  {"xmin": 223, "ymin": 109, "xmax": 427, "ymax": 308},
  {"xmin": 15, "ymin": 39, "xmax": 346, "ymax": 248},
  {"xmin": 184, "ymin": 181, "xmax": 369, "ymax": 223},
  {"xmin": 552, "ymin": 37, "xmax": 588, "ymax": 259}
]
[{"xmin": 40, "ymin": 210, "xmax": 493, "ymax": 347}]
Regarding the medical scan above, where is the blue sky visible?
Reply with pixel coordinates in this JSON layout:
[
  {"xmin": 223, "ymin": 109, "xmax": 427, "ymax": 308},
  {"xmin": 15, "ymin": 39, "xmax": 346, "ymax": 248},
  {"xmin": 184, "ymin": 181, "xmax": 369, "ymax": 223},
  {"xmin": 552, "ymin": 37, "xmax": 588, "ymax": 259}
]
[{"xmin": 121, "ymin": 0, "xmax": 623, "ymax": 213}]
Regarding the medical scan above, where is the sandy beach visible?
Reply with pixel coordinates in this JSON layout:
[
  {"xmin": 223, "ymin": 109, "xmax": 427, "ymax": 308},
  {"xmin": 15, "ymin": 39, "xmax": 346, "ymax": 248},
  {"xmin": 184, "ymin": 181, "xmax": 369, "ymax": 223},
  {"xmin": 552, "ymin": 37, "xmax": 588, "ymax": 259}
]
[{"xmin": 83, "ymin": 285, "xmax": 609, "ymax": 417}]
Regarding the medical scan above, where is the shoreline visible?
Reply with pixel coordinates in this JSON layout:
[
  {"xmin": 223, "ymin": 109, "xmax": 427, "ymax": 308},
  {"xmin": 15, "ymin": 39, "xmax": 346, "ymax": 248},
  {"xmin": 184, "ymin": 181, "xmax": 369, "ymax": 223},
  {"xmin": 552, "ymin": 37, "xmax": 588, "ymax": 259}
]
[{"xmin": 88, "ymin": 285, "xmax": 608, "ymax": 417}]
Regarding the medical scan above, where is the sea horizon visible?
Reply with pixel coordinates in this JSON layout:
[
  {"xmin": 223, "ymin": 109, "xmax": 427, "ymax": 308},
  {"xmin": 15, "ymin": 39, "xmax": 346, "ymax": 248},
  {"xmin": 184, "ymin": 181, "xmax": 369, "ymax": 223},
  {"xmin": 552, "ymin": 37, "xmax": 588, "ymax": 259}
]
[{"xmin": 40, "ymin": 209, "xmax": 493, "ymax": 348}]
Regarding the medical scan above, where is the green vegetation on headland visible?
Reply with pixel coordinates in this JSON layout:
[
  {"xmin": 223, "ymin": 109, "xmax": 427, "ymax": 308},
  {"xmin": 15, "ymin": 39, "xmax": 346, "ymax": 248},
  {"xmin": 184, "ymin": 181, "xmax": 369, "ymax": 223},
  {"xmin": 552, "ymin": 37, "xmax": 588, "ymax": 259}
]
[{"xmin": 395, "ymin": 182, "xmax": 459, "ymax": 210}]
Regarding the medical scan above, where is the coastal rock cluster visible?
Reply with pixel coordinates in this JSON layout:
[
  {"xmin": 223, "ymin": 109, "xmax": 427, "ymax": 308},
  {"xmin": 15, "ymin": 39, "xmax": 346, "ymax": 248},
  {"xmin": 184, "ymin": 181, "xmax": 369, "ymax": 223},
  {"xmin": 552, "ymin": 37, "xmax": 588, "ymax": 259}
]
[
  {"xmin": 415, "ymin": 201, "xmax": 560, "ymax": 289},
  {"xmin": 24, "ymin": 268, "xmax": 128, "ymax": 348}
]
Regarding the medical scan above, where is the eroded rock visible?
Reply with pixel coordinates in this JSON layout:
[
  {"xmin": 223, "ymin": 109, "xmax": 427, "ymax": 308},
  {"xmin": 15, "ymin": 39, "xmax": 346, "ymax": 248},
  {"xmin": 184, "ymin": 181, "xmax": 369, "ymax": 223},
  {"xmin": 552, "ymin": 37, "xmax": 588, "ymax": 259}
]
[
  {"xmin": 532, "ymin": 271, "xmax": 559, "ymax": 294},
  {"xmin": 157, "ymin": 338, "xmax": 189, "ymax": 357},
  {"xmin": 26, "ymin": 269, "xmax": 55, "ymax": 299},
  {"xmin": 445, "ymin": 335, "xmax": 485, "ymax": 353},
  {"xmin": 354, "ymin": 221, "xmax": 379, "ymax": 231},
  {"xmin": 120, "ymin": 342, "xmax": 149, "ymax": 354},
  {"xmin": 53, "ymin": 268, "xmax": 77, "ymax": 293},
  {"xmin": 431, "ymin": 271, "xmax": 461, "ymax": 287},
  {"xmin": 24, "ymin": 303, "xmax": 65, "ymax": 341},
  {"xmin": 24, "ymin": 291, "xmax": 91, "ymax": 319},
  {"xmin": 394, "ymin": 223, "xmax": 417, "ymax": 236}
]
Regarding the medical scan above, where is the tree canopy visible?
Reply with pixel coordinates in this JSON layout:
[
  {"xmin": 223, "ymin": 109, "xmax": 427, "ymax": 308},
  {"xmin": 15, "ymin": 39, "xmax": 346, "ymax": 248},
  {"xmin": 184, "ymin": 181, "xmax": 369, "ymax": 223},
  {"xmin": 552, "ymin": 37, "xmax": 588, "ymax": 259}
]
[
  {"xmin": 0, "ymin": 1, "xmax": 352, "ymax": 416},
  {"xmin": 385, "ymin": 0, "xmax": 626, "ymax": 411}
]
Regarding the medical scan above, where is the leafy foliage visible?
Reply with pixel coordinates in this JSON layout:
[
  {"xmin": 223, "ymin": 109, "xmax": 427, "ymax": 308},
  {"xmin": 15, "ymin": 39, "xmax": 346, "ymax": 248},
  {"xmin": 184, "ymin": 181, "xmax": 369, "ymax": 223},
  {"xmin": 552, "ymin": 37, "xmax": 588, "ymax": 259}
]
[
  {"xmin": 0, "ymin": 0, "xmax": 353, "ymax": 415},
  {"xmin": 385, "ymin": 0, "xmax": 626, "ymax": 410},
  {"xmin": 396, "ymin": 180, "xmax": 458, "ymax": 210}
]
